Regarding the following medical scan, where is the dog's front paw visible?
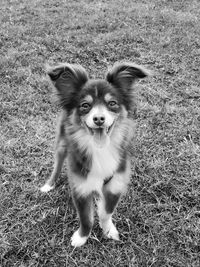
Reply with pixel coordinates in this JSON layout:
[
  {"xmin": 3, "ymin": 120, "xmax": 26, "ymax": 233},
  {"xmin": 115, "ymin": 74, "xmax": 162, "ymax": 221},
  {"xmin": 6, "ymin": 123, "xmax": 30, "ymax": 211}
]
[
  {"xmin": 103, "ymin": 221, "xmax": 120, "ymax": 241},
  {"xmin": 106, "ymin": 223, "xmax": 119, "ymax": 241},
  {"xmin": 71, "ymin": 230, "xmax": 88, "ymax": 247},
  {"xmin": 40, "ymin": 183, "xmax": 54, "ymax": 193}
]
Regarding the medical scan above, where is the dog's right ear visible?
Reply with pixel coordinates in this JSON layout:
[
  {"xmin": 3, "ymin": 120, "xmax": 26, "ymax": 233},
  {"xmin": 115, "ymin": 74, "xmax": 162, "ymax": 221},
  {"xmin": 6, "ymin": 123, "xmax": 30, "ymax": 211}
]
[
  {"xmin": 46, "ymin": 63, "xmax": 88, "ymax": 89},
  {"xmin": 45, "ymin": 63, "xmax": 88, "ymax": 109}
]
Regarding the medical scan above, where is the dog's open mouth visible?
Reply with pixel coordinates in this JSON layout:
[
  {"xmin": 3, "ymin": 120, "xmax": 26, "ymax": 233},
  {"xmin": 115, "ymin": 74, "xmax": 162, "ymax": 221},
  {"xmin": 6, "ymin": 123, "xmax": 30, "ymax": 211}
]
[
  {"xmin": 86, "ymin": 124, "xmax": 114, "ymax": 135},
  {"xmin": 85, "ymin": 122, "xmax": 115, "ymax": 147}
]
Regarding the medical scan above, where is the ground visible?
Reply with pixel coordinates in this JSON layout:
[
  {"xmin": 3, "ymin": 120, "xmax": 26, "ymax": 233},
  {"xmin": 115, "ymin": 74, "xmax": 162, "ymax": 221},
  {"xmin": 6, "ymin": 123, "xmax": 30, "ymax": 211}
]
[{"xmin": 0, "ymin": 0, "xmax": 200, "ymax": 266}]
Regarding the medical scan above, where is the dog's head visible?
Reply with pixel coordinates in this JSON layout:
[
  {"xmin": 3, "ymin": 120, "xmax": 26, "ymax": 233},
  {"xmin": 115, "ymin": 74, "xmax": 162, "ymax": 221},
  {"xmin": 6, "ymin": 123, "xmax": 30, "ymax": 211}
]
[{"xmin": 47, "ymin": 62, "xmax": 149, "ymax": 147}]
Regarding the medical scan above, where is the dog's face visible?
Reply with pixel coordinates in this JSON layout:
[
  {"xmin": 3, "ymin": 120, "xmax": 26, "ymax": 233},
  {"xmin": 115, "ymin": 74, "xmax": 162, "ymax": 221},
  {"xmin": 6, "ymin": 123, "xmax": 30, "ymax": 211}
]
[
  {"xmin": 47, "ymin": 62, "xmax": 149, "ymax": 147},
  {"xmin": 77, "ymin": 80, "xmax": 126, "ymax": 146}
]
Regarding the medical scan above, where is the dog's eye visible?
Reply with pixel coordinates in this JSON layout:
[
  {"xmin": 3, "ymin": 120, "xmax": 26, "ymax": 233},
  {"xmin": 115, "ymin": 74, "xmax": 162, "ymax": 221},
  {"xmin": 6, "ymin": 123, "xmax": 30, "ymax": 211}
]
[
  {"xmin": 80, "ymin": 102, "xmax": 91, "ymax": 110},
  {"xmin": 108, "ymin": 100, "xmax": 118, "ymax": 107}
]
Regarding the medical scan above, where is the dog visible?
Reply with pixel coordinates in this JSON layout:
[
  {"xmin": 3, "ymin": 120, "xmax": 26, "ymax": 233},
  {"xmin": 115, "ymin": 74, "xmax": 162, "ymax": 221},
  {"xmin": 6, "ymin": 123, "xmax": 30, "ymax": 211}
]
[{"xmin": 40, "ymin": 62, "xmax": 149, "ymax": 247}]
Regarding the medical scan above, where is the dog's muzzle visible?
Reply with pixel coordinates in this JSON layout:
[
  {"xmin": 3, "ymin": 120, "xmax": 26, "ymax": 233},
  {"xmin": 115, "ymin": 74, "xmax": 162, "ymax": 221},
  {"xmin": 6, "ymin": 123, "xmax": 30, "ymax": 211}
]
[{"xmin": 85, "ymin": 121, "xmax": 115, "ymax": 147}]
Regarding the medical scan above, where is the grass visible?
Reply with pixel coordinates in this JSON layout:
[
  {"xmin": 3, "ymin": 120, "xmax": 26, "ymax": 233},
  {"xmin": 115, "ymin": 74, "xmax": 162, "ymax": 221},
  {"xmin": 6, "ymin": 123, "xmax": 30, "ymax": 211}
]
[{"xmin": 1, "ymin": 0, "xmax": 200, "ymax": 266}]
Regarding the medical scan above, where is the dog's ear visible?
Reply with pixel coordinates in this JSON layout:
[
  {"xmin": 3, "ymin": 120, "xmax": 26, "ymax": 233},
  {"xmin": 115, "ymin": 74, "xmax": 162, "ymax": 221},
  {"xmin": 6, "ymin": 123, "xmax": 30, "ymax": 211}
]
[
  {"xmin": 46, "ymin": 63, "xmax": 88, "ymax": 109},
  {"xmin": 46, "ymin": 63, "xmax": 88, "ymax": 88},
  {"xmin": 106, "ymin": 62, "xmax": 149, "ymax": 90}
]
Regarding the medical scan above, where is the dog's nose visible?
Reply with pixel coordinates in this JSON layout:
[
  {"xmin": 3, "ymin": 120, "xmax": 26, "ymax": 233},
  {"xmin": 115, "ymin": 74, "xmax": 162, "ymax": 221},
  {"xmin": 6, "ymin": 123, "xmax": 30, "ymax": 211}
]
[{"xmin": 93, "ymin": 115, "xmax": 105, "ymax": 126}]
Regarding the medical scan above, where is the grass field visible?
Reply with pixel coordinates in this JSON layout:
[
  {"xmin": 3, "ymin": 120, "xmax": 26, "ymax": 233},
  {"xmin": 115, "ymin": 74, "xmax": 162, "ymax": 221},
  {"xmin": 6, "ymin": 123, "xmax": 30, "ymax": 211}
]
[{"xmin": 1, "ymin": 0, "xmax": 200, "ymax": 266}]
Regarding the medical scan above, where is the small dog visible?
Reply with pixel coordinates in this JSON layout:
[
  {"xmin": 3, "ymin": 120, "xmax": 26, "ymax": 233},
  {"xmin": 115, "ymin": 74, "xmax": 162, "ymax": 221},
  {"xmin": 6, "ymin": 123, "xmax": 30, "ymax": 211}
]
[{"xmin": 40, "ymin": 62, "xmax": 149, "ymax": 247}]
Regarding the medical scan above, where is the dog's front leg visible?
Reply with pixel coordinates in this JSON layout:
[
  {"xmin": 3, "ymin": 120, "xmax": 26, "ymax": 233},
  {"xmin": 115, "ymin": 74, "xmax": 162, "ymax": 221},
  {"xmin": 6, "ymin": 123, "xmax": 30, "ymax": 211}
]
[
  {"xmin": 97, "ymin": 166, "xmax": 131, "ymax": 241},
  {"xmin": 97, "ymin": 190, "xmax": 121, "ymax": 241},
  {"xmin": 71, "ymin": 192, "xmax": 94, "ymax": 247},
  {"xmin": 40, "ymin": 138, "xmax": 67, "ymax": 193}
]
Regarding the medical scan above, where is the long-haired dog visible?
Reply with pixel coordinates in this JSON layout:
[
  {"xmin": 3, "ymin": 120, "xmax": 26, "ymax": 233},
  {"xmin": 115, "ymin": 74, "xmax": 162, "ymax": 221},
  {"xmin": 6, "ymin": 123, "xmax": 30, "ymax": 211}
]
[{"xmin": 40, "ymin": 62, "xmax": 149, "ymax": 247}]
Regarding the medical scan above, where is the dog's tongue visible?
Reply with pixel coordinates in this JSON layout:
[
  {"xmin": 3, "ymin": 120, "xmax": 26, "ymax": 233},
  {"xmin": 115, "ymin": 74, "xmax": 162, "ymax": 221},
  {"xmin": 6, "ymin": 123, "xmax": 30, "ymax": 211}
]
[{"xmin": 93, "ymin": 128, "xmax": 107, "ymax": 147}]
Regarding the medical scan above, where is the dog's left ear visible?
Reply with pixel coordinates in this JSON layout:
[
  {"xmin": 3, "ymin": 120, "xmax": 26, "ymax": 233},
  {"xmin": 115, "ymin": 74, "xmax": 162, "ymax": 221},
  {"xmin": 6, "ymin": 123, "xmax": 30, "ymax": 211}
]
[{"xmin": 106, "ymin": 62, "xmax": 150, "ymax": 90}]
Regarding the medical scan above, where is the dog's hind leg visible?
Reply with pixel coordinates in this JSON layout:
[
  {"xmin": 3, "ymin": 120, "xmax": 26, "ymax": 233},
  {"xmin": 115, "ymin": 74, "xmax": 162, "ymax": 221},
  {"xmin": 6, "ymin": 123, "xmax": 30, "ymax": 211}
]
[{"xmin": 40, "ymin": 120, "xmax": 68, "ymax": 193}]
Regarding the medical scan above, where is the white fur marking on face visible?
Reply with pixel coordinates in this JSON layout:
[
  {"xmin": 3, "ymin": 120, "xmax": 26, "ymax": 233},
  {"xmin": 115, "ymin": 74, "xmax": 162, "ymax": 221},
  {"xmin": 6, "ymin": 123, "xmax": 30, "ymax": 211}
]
[
  {"xmin": 85, "ymin": 105, "xmax": 114, "ymax": 129},
  {"xmin": 71, "ymin": 230, "xmax": 88, "ymax": 247},
  {"xmin": 104, "ymin": 93, "xmax": 113, "ymax": 102},
  {"xmin": 82, "ymin": 95, "xmax": 93, "ymax": 104},
  {"xmin": 95, "ymin": 86, "xmax": 98, "ymax": 97}
]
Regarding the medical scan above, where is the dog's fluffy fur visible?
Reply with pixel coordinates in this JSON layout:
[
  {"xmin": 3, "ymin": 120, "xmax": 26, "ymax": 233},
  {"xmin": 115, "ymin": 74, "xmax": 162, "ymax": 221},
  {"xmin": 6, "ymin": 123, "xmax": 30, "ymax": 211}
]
[{"xmin": 40, "ymin": 62, "xmax": 149, "ymax": 247}]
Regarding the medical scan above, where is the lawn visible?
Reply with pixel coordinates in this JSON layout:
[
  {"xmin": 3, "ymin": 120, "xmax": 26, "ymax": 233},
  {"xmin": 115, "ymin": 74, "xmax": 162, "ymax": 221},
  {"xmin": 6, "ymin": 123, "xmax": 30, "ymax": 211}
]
[{"xmin": 1, "ymin": 0, "xmax": 200, "ymax": 266}]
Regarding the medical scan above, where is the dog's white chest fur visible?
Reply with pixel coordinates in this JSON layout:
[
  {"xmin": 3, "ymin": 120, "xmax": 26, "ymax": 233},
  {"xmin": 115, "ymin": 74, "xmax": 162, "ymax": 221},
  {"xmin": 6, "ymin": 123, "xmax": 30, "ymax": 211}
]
[
  {"xmin": 72, "ymin": 142, "xmax": 119, "ymax": 197},
  {"xmin": 90, "ymin": 144, "xmax": 118, "ymax": 178}
]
